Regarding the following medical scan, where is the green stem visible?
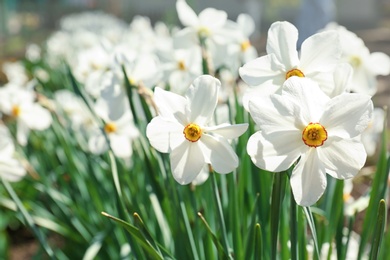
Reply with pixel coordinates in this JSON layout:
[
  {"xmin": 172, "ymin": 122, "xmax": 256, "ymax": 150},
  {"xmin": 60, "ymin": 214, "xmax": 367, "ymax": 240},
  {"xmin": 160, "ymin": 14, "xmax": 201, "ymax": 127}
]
[
  {"xmin": 290, "ymin": 186, "xmax": 298, "ymax": 260},
  {"xmin": 211, "ymin": 171, "xmax": 232, "ymax": 259}
]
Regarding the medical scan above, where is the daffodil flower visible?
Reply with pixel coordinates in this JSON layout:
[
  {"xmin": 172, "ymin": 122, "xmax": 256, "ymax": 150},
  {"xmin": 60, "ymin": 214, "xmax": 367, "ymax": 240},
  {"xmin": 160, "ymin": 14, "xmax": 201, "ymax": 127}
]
[
  {"xmin": 247, "ymin": 77, "xmax": 373, "ymax": 206},
  {"xmin": 146, "ymin": 75, "xmax": 248, "ymax": 184},
  {"xmin": 239, "ymin": 21, "xmax": 341, "ymax": 97},
  {"xmin": 0, "ymin": 84, "xmax": 52, "ymax": 146}
]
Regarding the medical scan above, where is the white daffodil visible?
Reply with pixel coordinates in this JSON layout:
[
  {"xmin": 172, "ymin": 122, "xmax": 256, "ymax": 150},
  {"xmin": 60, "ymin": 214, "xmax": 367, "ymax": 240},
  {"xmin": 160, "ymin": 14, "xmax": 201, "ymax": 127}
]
[
  {"xmin": 159, "ymin": 46, "xmax": 202, "ymax": 95},
  {"xmin": 88, "ymin": 80, "xmax": 139, "ymax": 158},
  {"xmin": 175, "ymin": 0, "xmax": 238, "ymax": 45},
  {"xmin": 361, "ymin": 107, "xmax": 385, "ymax": 156},
  {"xmin": 239, "ymin": 21, "xmax": 341, "ymax": 97},
  {"xmin": 0, "ymin": 84, "xmax": 52, "ymax": 146},
  {"xmin": 146, "ymin": 75, "xmax": 248, "ymax": 184},
  {"xmin": 324, "ymin": 23, "xmax": 390, "ymax": 95},
  {"xmin": 0, "ymin": 124, "xmax": 26, "ymax": 182},
  {"xmin": 247, "ymin": 77, "xmax": 373, "ymax": 206}
]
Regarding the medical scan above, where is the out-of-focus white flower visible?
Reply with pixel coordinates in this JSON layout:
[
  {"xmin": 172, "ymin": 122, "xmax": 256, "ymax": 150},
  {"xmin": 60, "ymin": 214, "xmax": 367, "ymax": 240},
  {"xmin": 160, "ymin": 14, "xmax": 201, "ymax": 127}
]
[
  {"xmin": 2, "ymin": 61, "xmax": 29, "ymax": 85},
  {"xmin": 324, "ymin": 23, "xmax": 390, "ymax": 95},
  {"xmin": 361, "ymin": 107, "xmax": 385, "ymax": 156},
  {"xmin": 88, "ymin": 78, "xmax": 139, "ymax": 158},
  {"xmin": 239, "ymin": 21, "xmax": 341, "ymax": 97},
  {"xmin": 0, "ymin": 124, "xmax": 26, "ymax": 182},
  {"xmin": 159, "ymin": 46, "xmax": 202, "ymax": 94},
  {"xmin": 25, "ymin": 43, "xmax": 42, "ymax": 63},
  {"xmin": 120, "ymin": 54, "xmax": 162, "ymax": 89},
  {"xmin": 73, "ymin": 45, "xmax": 113, "ymax": 98},
  {"xmin": 175, "ymin": 0, "xmax": 239, "ymax": 45},
  {"xmin": 146, "ymin": 75, "xmax": 248, "ymax": 184},
  {"xmin": 54, "ymin": 89, "xmax": 96, "ymax": 132},
  {"xmin": 223, "ymin": 14, "xmax": 258, "ymax": 71},
  {"xmin": 0, "ymin": 84, "xmax": 52, "ymax": 146},
  {"xmin": 247, "ymin": 77, "xmax": 373, "ymax": 206}
]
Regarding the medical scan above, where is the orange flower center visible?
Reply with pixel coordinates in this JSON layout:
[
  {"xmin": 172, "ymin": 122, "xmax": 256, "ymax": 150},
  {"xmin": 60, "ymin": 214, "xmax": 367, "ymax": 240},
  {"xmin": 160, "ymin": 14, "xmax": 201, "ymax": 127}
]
[
  {"xmin": 302, "ymin": 123, "xmax": 327, "ymax": 148},
  {"xmin": 11, "ymin": 105, "xmax": 21, "ymax": 117},
  {"xmin": 183, "ymin": 123, "xmax": 202, "ymax": 142},
  {"xmin": 240, "ymin": 40, "xmax": 251, "ymax": 52},
  {"xmin": 178, "ymin": 60, "xmax": 186, "ymax": 71},
  {"xmin": 104, "ymin": 122, "xmax": 117, "ymax": 134},
  {"xmin": 286, "ymin": 68, "xmax": 305, "ymax": 79}
]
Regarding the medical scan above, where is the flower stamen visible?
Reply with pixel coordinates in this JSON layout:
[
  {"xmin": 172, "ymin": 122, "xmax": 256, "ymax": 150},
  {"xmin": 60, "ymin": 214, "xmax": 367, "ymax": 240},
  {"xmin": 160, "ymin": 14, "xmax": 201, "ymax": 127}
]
[
  {"xmin": 11, "ymin": 105, "xmax": 21, "ymax": 117},
  {"xmin": 183, "ymin": 123, "xmax": 202, "ymax": 142},
  {"xmin": 286, "ymin": 68, "xmax": 305, "ymax": 79},
  {"xmin": 240, "ymin": 40, "xmax": 251, "ymax": 52},
  {"xmin": 104, "ymin": 122, "xmax": 117, "ymax": 134},
  {"xmin": 302, "ymin": 123, "xmax": 327, "ymax": 148}
]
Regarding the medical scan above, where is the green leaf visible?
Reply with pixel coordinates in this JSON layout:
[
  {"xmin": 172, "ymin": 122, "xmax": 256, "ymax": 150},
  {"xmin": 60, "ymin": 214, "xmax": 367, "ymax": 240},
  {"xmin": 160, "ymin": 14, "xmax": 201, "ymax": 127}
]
[
  {"xmin": 370, "ymin": 199, "xmax": 386, "ymax": 259},
  {"xmin": 197, "ymin": 212, "xmax": 228, "ymax": 259},
  {"xmin": 254, "ymin": 223, "xmax": 263, "ymax": 260},
  {"xmin": 101, "ymin": 212, "xmax": 163, "ymax": 260}
]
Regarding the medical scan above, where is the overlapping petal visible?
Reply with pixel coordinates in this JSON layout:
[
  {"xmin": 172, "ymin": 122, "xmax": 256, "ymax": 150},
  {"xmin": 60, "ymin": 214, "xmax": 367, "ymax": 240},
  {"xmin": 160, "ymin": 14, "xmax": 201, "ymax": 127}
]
[
  {"xmin": 0, "ymin": 157, "xmax": 26, "ymax": 182},
  {"xmin": 299, "ymin": 31, "xmax": 341, "ymax": 73},
  {"xmin": 320, "ymin": 93, "xmax": 373, "ymax": 138},
  {"xmin": 248, "ymin": 94, "xmax": 303, "ymax": 134},
  {"xmin": 200, "ymin": 134, "xmax": 238, "ymax": 174},
  {"xmin": 154, "ymin": 87, "xmax": 187, "ymax": 124},
  {"xmin": 290, "ymin": 149, "xmax": 327, "ymax": 206},
  {"xmin": 247, "ymin": 131, "xmax": 303, "ymax": 172},
  {"xmin": 282, "ymin": 77, "xmax": 329, "ymax": 123},
  {"xmin": 238, "ymin": 54, "xmax": 284, "ymax": 86},
  {"xmin": 203, "ymin": 123, "xmax": 248, "ymax": 139}
]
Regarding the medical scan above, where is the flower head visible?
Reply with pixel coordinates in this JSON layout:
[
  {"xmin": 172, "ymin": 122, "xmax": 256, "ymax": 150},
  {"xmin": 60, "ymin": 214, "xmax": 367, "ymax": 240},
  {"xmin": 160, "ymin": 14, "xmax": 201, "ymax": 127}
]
[
  {"xmin": 247, "ymin": 77, "xmax": 373, "ymax": 206},
  {"xmin": 239, "ymin": 21, "xmax": 341, "ymax": 98},
  {"xmin": 146, "ymin": 75, "xmax": 248, "ymax": 184}
]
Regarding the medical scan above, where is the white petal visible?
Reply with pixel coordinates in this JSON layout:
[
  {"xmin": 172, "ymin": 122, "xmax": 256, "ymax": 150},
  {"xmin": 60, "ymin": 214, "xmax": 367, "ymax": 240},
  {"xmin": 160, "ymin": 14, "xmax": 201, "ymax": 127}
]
[
  {"xmin": 290, "ymin": 149, "xmax": 327, "ymax": 206},
  {"xmin": 266, "ymin": 21, "xmax": 299, "ymax": 69},
  {"xmin": 198, "ymin": 8, "xmax": 227, "ymax": 29},
  {"xmin": 248, "ymin": 94, "xmax": 304, "ymax": 134},
  {"xmin": 88, "ymin": 133, "xmax": 109, "ymax": 155},
  {"xmin": 146, "ymin": 117, "xmax": 185, "ymax": 153},
  {"xmin": 0, "ymin": 157, "xmax": 26, "ymax": 182},
  {"xmin": 186, "ymin": 75, "xmax": 220, "ymax": 125},
  {"xmin": 203, "ymin": 123, "xmax": 248, "ymax": 139},
  {"xmin": 170, "ymin": 141, "xmax": 204, "ymax": 185},
  {"xmin": 110, "ymin": 134, "xmax": 132, "ymax": 158},
  {"xmin": 331, "ymin": 63, "xmax": 353, "ymax": 97},
  {"xmin": 199, "ymin": 134, "xmax": 238, "ymax": 174},
  {"xmin": 237, "ymin": 13, "xmax": 255, "ymax": 37},
  {"xmin": 176, "ymin": 0, "xmax": 199, "ymax": 27},
  {"xmin": 239, "ymin": 54, "xmax": 284, "ymax": 86},
  {"xmin": 299, "ymin": 31, "xmax": 341, "ymax": 73},
  {"xmin": 154, "ymin": 87, "xmax": 187, "ymax": 124},
  {"xmin": 241, "ymin": 82, "xmax": 281, "ymax": 111},
  {"xmin": 320, "ymin": 93, "xmax": 373, "ymax": 138},
  {"xmin": 21, "ymin": 104, "xmax": 52, "ymax": 130},
  {"xmin": 318, "ymin": 137, "xmax": 366, "ymax": 179},
  {"xmin": 282, "ymin": 77, "xmax": 329, "ymax": 123},
  {"xmin": 368, "ymin": 52, "xmax": 390, "ymax": 76},
  {"xmin": 247, "ymin": 131, "xmax": 303, "ymax": 172},
  {"xmin": 16, "ymin": 120, "xmax": 29, "ymax": 146},
  {"xmin": 0, "ymin": 127, "xmax": 14, "ymax": 158}
]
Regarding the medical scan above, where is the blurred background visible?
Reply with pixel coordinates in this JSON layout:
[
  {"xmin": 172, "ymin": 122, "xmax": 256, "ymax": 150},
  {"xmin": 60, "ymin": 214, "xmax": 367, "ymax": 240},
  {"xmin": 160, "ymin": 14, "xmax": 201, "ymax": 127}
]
[
  {"xmin": 1, "ymin": 0, "xmax": 389, "ymax": 118},
  {"xmin": 1, "ymin": 0, "xmax": 390, "ymax": 59}
]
